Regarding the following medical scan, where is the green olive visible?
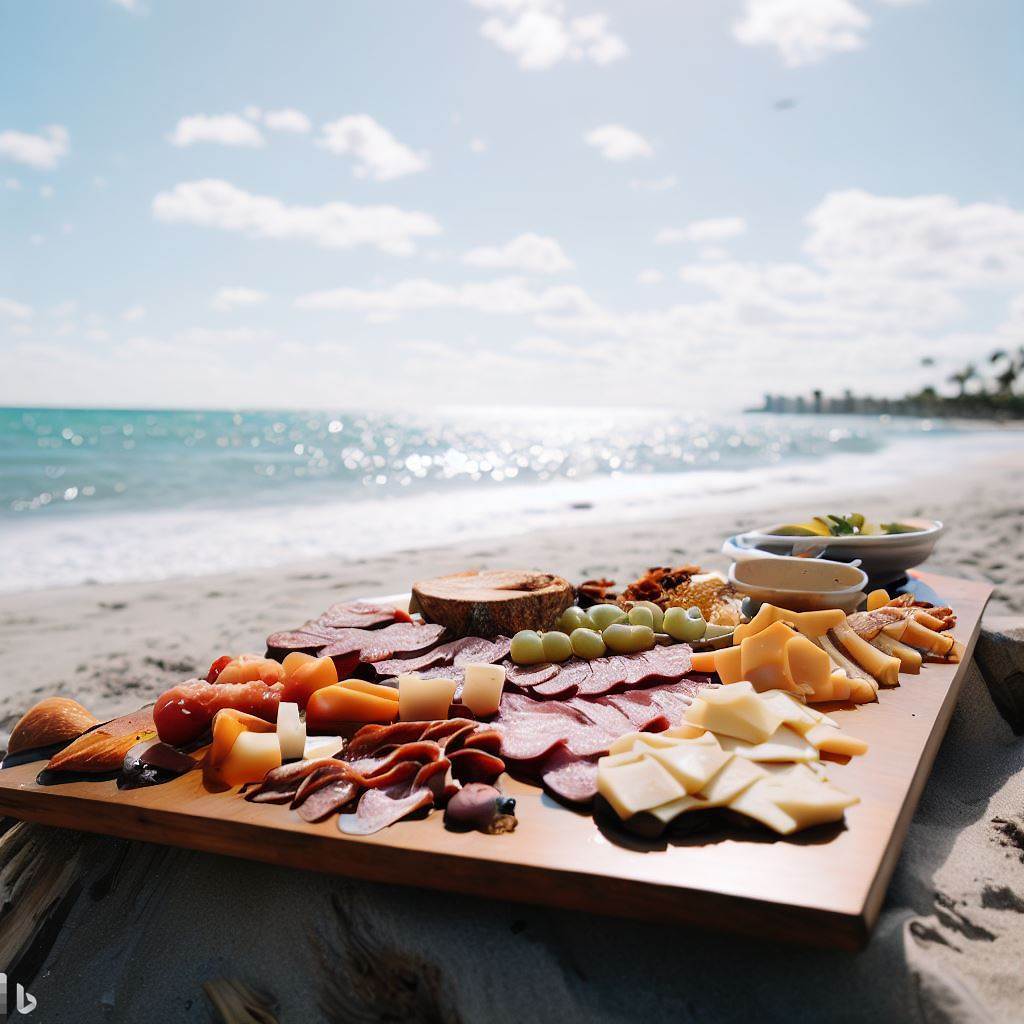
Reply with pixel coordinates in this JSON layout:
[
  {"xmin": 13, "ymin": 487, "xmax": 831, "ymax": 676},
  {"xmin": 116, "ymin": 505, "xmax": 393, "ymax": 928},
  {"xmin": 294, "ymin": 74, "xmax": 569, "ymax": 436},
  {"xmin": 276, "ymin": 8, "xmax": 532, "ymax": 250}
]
[
  {"xmin": 555, "ymin": 606, "xmax": 593, "ymax": 634},
  {"xmin": 570, "ymin": 627, "xmax": 606, "ymax": 659},
  {"xmin": 510, "ymin": 630, "xmax": 546, "ymax": 665},
  {"xmin": 663, "ymin": 606, "xmax": 707, "ymax": 642},
  {"xmin": 541, "ymin": 630, "xmax": 573, "ymax": 662},
  {"xmin": 627, "ymin": 606, "xmax": 655, "ymax": 630},
  {"xmin": 629, "ymin": 600, "xmax": 664, "ymax": 632},
  {"xmin": 588, "ymin": 604, "xmax": 627, "ymax": 631},
  {"xmin": 604, "ymin": 623, "xmax": 656, "ymax": 654}
]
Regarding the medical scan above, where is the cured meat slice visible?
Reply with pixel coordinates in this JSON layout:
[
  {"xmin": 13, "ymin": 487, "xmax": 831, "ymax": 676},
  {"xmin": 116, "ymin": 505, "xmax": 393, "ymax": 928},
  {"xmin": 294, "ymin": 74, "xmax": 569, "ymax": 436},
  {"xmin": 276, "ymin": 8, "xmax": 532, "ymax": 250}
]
[
  {"xmin": 371, "ymin": 636, "xmax": 511, "ymax": 679},
  {"xmin": 566, "ymin": 697, "xmax": 634, "ymax": 737},
  {"xmin": 505, "ymin": 663, "xmax": 560, "ymax": 689},
  {"xmin": 316, "ymin": 602, "xmax": 412, "ymax": 630},
  {"xmin": 600, "ymin": 691, "xmax": 670, "ymax": 732},
  {"xmin": 347, "ymin": 740, "xmax": 442, "ymax": 778},
  {"xmin": 338, "ymin": 786, "xmax": 434, "ymax": 836},
  {"xmin": 297, "ymin": 779, "xmax": 359, "ymax": 823},
  {"xmin": 245, "ymin": 757, "xmax": 339, "ymax": 803},
  {"xmin": 419, "ymin": 718, "xmax": 477, "ymax": 744},
  {"xmin": 319, "ymin": 622, "xmax": 447, "ymax": 664},
  {"xmin": 540, "ymin": 747, "xmax": 599, "ymax": 805},
  {"xmin": 494, "ymin": 697, "xmax": 612, "ymax": 760},
  {"xmin": 448, "ymin": 748, "xmax": 505, "ymax": 785},
  {"xmin": 532, "ymin": 659, "xmax": 592, "ymax": 699},
  {"xmin": 413, "ymin": 757, "xmax": 451, "ymax": 799},
  {"xmin": 344, "ymin": 722, "xmax": 430, "ymax": 760},
  {"xmin": 460, "ymin": 728, "xmax": 503, "ymax": 755}
]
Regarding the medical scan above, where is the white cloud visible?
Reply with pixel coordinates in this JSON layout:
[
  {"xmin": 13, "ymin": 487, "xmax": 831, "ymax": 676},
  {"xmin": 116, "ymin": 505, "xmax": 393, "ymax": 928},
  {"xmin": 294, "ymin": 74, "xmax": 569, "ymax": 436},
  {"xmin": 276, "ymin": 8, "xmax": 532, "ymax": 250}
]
[
  {"xmin": 0, "ymin": 125, "xmax": 69, "ymax": 170},
  {"xmin": 212, "ymin": 286, "xmax": 269, "ymax": 311},
  {"xmin": 4, "ymin": 178, "xmax": 21, "ymax": 190},
  {"xmin": 472, "ymin": 1, "xmax": 628, "ymax": 71},
  {"xmin": 152, "ymin": 179, "xmax": 441, "ymax": 256},
  {"xmin": 110, "ymin": 0, "xmax": 142, "ymax": 11},
  {"xmin": 469, "ymin": 137, "xmax": 488, "ymax": 153},
  {"xmin": 169, "ymin": 114, "xmax": 266, "ymax": 148},
  {"xmin": 463, "ymin": 233, "xmax": 573, "ymax": 274},
  {"xmin": 174, "ymin": 326, "xmax": 275, "ymax": 346},
  {"xmin": 121, "ymin": 305, "xmax": 146, "ymax": 322},
  {"xmin": 317, "ymin": 115, "xmax": 428, "ymax": 181},
  {"xmin": 804, "ymin": 189, "xmax": 1024, "ymax": 286},
  {"xmin": 637, "ymin": 269, "xmax": 664, "ymax": 285},
  {"xmin": 264, "ymin": 108, "xmax": 311, "ymax": 134},
  {"xmin": 39, "ymin": 185, "xmax": 54, "ymax": 199},
  {"xmin": 295, "ymin": 276, "xmax": 597, "ymax": 318},
  {"xmin": 584, "ymin": 124, "xmax": 653, "ymax": 162},
  {"xmin": 630, "ymin": 175, "xmax": 678, "ymax": 192},
  {"xmin": 656, "ymin": 217, "xmax": 747, "ymax": 244},
  {"xmin": 733, "ymin": 0, "xmax": 870, "ymax": 67},
  {"xmin": 0, "ymin": 297, "xmax": 33, "ymax": 319}
]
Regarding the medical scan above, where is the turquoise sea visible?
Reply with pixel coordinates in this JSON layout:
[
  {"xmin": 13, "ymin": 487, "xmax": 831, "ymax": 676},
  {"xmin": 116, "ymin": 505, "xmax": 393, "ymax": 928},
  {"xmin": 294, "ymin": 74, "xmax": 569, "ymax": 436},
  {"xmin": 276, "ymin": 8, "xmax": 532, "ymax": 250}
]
[{"xmin": 0, "ymin": 407, "xmax": 1005, "ymax": 592}]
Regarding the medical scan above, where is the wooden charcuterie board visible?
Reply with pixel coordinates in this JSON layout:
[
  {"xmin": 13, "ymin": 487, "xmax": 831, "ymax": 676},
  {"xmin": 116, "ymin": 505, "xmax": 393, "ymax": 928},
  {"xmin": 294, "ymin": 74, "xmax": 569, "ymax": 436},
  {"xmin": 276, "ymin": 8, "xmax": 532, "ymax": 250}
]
[{"xmin": 0, "ymin": 572, "xmax": 991, "ymax": 949}]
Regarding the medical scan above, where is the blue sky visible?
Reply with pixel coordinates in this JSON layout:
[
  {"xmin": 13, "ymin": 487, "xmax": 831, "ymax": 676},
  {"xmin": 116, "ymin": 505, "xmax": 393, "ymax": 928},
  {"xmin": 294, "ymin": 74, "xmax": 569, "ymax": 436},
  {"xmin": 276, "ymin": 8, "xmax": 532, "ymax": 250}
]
[{"xmin": 2, "ymin": 0, "xmax": 1022, "ymax": 410}]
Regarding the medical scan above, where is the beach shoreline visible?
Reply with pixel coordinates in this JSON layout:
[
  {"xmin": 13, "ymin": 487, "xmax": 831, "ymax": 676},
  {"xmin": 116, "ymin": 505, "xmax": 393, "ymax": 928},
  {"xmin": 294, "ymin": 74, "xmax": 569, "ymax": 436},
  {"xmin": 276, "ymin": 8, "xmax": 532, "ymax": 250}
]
[{"xmin": 1, "ymin": 446, "xmax": 1021, "ymax": 737}]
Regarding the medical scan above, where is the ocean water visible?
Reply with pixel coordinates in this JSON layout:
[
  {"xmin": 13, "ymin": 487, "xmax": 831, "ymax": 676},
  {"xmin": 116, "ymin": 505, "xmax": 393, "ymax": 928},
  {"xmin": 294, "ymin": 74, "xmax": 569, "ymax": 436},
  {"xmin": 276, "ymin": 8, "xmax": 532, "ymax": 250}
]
[{"xmin": 0, "ymin": 407, "xmax": 1003, "ymax": 592}]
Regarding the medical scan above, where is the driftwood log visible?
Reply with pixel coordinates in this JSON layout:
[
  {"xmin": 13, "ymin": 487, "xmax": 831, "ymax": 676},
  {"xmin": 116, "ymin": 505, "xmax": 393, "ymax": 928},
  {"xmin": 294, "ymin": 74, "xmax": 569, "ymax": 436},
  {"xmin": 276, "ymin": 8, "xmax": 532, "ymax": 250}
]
[
  {"xmin": 410, "ymin": 570, "xmax": 574, "ymax": 638},
  {"xmin": 1, "ymin": 645, "xmax": 1022, "ymax": 1023}
]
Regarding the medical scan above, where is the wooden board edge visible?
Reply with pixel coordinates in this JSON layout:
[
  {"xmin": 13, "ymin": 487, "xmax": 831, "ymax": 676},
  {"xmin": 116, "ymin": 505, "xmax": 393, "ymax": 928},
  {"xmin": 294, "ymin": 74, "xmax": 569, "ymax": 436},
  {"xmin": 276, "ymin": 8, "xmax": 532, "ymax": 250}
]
[
  {"xmin": 858, "ymin": 576, "xmax": 993, "ymax": 933},
  {"xmin": 0, "ymin": 783, "xmax": 867, "ymax": 949}
]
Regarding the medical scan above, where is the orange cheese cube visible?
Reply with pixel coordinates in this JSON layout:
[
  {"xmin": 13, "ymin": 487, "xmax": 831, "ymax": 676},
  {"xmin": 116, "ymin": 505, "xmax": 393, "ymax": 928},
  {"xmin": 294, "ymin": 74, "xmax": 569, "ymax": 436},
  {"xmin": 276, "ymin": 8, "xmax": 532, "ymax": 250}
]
[
  {"xmin": 218, "ymin": 731, "xmax": 282, "ymax": 787},
  {"xmin": 281, "ymin": 655, "xmax": 338, "ymax": 708},
  {"xmin": 740, "ymin": 621, "xmax": 799, "ymax": 692},
  {"xmin": 203, "ymin": 709, "xmax": 277, "ymax": 788}
]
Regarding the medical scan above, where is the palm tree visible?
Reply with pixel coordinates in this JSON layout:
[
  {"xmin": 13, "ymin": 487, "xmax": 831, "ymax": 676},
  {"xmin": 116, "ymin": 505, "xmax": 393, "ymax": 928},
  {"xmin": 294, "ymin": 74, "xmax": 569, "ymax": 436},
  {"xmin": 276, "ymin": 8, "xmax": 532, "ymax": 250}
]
[{"xmin": 947, "ymin": 365, "xmax": 977, "ymax": 398}]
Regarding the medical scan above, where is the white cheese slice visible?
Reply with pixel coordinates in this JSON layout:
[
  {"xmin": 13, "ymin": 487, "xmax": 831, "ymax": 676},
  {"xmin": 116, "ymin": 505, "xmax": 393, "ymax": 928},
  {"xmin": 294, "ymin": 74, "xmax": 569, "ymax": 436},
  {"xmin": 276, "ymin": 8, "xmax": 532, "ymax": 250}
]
[
  {"xmin": 650, "ymin": 740, "xmax": 731, "ymax": 794},
  {"xmin": 696, "ymin": 754, "xmax": 765, "ymax": 804},
  {"xmin": 805, "ymin": 723, "xmax": 869, "ymax": 757},
  {"xmin": 597, "ymin": 756, "xmax": 686, "ymax": 820},
  {"xmin": 717, "ymin": 725, "xmax": 819, "ymax": 763},
  {"xmin": 727, "ymin": 779, "xmax": 801, "ymax": 835},
  {"xmin": 303, "ymin": 735, "xmax": 344, "ymax": 759},
  {"xmin": 684, "ymin": 683, "xmax": 786, "ymax": 744}
]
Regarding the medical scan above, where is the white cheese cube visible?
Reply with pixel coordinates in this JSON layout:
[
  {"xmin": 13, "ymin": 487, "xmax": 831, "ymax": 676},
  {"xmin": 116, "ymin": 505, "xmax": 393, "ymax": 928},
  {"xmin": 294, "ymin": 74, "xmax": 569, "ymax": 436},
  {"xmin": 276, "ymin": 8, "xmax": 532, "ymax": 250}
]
[
  {"xmin": 303, "ymin": 735, "xmax": 344, "ymax": 759},
  {"xmin": 276, "ymin": 701, "xmax": 306, "ymax": 761},
  {"xmin": 398, "ymin": 673, "xmax": 457, "ymax": 722},
  {"xmin": 460, "ymin": 663, "xmax": 506, "ymax": 717}
]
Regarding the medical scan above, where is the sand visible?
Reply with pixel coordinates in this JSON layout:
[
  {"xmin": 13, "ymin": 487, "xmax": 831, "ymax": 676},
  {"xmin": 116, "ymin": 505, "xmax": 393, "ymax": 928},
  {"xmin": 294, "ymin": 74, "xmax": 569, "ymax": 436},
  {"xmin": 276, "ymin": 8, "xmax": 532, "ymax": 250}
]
[{"xmin": 0, "ymin": 448, "xmax": 1022, "ymax": 1022}]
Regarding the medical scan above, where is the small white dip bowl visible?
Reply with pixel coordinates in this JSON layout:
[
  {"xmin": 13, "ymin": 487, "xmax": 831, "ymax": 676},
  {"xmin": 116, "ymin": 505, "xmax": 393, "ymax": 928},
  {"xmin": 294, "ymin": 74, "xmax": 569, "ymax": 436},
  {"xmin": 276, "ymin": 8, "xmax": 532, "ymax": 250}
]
[
  {"xmin": 728, "ymin": 556, "xmax": 868, "ymax": 613},
  {"xmin": 724, "ymin": 518, "xmax": 944, "ymax": 584}
]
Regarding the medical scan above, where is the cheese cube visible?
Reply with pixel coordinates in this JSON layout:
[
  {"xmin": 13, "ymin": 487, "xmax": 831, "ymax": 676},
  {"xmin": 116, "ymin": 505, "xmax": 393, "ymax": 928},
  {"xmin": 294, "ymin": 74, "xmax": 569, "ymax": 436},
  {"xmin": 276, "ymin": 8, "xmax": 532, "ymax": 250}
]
[
  {"xmin": 597, "ymin": 756, "xmax": 686, "ymax": 820},
  {"xmin": 740, "ymin": 621, "xmax": 799, "ymax": 692},
  {"xmin": 717, "ymin": 725, "xmax": 819, "ymax": 763},
  {"xmin": 697, "ymin": 754, "xmax": 765, "ymax": 804},
  {"xmin": 684, "ymin": 683, "xmax": 785, "ymax": 744},
  {"xmin": 303, "ymin": 735, "xmax": 344, "ymax": 759},
  {"xmin": 398, "ymin": 674, "xmax": 457, "ymax": 722},
  {"xmin": 460, "ymin": 663, "xmax": 506, "ymax": 717},
  {"xmin": 276, "ymin": 701, "xmax": 306, "ymax": 761}
]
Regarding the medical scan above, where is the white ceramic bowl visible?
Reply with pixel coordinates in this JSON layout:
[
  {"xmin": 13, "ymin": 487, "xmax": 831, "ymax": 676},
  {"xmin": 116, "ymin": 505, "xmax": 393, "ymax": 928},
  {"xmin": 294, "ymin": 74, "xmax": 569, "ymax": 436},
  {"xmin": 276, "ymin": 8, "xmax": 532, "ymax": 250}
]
[
  {"xmin": 724, "ymin": 517, "xmax": 943, "ymax": 584},
  {"xmin": 728, "ymin": 556, "xmax": 868, "ymax": 613}
]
